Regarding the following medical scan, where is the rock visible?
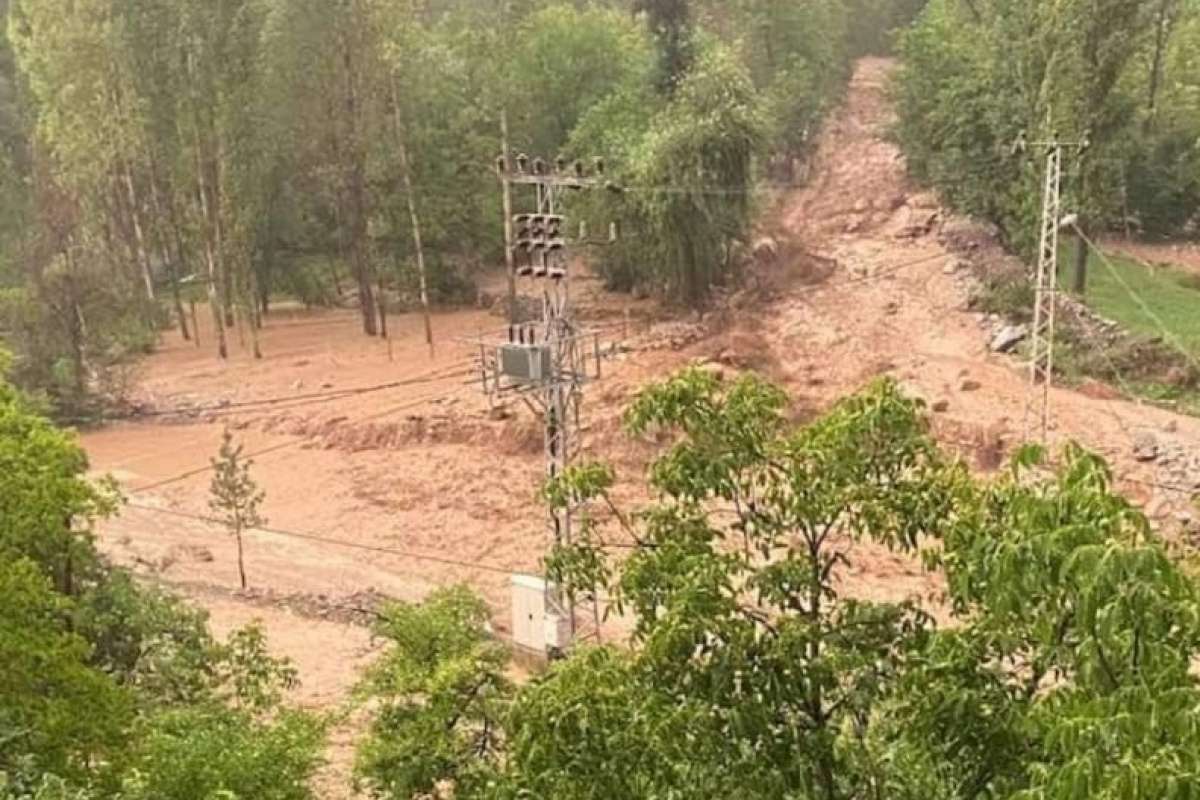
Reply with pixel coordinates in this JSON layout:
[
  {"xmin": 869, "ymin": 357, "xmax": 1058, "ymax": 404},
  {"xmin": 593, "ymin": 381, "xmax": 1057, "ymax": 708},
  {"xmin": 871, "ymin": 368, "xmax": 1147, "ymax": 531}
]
[
  {"xmin": 989, "ymin": 324, "xmax": 1029, "ymax": 354},
  {"xmin": 1132, "ymin": 433, "xmax": 1160, "ymax": 463},
  {"xmin": 1166, "ymin": 366, "xmax": 1195, "ymax": 388},
  {"xmin": 884, "ymin": 301, "xmax": 900, "ymax": 316},
  {"xmin": 960, "ymin": 379, "xmax": 982, "ymax": 392},
  {"xmin": 752, "ymin": 237, "xmax": 779, "ymax": 263},
  {"xmin": 931, "ymin": 399, "xmax": 950, "ymax": 413}
]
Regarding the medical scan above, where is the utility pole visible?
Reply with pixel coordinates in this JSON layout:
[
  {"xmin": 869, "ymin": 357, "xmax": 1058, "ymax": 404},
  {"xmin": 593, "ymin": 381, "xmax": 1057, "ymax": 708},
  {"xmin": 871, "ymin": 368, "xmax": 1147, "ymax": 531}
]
[
  {"xmin": 469, "ymin": 153, "xmax": 618, "ymax": 655},
  {"xmin": 1016, "ymin": 131, "xmax": 1089, "ymax": 443}
]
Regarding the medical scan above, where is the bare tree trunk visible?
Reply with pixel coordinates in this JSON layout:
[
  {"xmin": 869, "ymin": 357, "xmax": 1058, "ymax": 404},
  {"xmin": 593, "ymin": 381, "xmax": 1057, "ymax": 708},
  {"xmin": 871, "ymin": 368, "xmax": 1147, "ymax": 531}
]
[
  {"xmin": 1146, "ymin": 0, "xmax": 1176, "ymax": 128},
  {"xmin": 148, "ymin": 158, "xmax": 190, "ymax": 340},
  {"xmin": 187, "ymin": 48, "xmax": 227, "ymax": 359},
  {"xmin": 235, "ymin": 527, "xmax": 247, "ymax": 590},
  {"xmin": 500, "ymin": 107, "xmax": 516, "ymax": 323},
  {"xmin": 246, "ymin": 268, "xmax": 263, "ymax": 360},
  {"xmin": 121, "ymin": 161, "xmax": 156, "ymax": 302},
  {"xmin": 391, "ymin": 75, "xmax": 434, "ymax": 356},
  {"xmin": 341, "ymin": 21, "xmax": 377, "ymax": 336},
  {"xmin": 1072, "ymin": 228, "xmax": 1089, "ymax": 295}
]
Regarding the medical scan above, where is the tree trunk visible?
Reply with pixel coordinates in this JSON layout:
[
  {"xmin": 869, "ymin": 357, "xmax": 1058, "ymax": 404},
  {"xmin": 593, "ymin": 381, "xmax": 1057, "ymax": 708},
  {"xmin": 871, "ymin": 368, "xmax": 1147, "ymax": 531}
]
[
  {"xmin": 187, "ymin": 48, "xmax": 227, "ymax": 359},
  {"xmin": 1146, "ymin": 0, "xmax": 1176, "ymax": 128},
  {"xmin": 341, "ymin": 24, "xmax": 377, "ymax": 337},
  {"xmin": 391, "ymin": 75, "xmax": 434, "ymax": 356},
  {"xmin": 235, "ymin": 527, "xmax": 247, "ymax": 590},
  {"xmin": 148, "ymin": 159, "xmax": 190, "ymax": 341},
  {"xmin": 1072, "ymin": 228, "xmax": 1089, "ymax": 295},
  {"xmin": 500, "ymin": 107, "xmax": 516, "ymax": 323},
  {"xmin": 121, "ymin": 161, "xmax": 156, "ymax": 302}
]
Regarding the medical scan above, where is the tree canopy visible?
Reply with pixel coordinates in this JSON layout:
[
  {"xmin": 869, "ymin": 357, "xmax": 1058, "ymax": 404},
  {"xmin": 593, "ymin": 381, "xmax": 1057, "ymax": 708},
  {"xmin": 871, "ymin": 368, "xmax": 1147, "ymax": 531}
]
[{"xmin": 356, "ymin": 367, "xmax": 1200, "ymax": 800}]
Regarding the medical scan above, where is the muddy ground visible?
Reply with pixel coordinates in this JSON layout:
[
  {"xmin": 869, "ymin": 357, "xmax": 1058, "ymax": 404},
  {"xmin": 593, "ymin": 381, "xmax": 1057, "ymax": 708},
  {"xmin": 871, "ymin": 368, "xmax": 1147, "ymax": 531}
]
[{"xmin": 81, "ymin": 57, "xmax": 1200, "ymax": 796}]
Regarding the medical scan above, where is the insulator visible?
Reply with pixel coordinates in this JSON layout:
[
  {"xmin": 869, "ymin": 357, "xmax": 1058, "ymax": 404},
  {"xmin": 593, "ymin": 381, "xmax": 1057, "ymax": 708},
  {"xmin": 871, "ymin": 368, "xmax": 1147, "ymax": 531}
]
[
  {"xmin": 573, "ymin": 160, "xmax": 585, "ymax": 178},
  {"xmin": 593, "ymin": 156, "xmax": 605, "ymax": 176},
  {"xmin": 516, "ymin": 153, "xmax": 529, "ymax": 173},
  {"xmin": 547, "ymin": 239, "xmax": 566, "ymax": 253},
  {"xmin": 514, "ymin": 213, "xmax": 532, "ymax": 224},
  {"xmin": 609, "ymin": 221, "xmax": 620, "ymax": 242},
  {"xmin": 533, "ymin": 157, "xmax": 547, "ymax": 175},
  {"xmin": 548, "ymin": 263, "xmax": 567, "ymax": 280},
  {"xmin": 555, "ymin": 155, "xmax": 567, "ymax": 173},
  {"xmin": 496, "ymin": 154, "xmax": 507, "ymax": 174}
]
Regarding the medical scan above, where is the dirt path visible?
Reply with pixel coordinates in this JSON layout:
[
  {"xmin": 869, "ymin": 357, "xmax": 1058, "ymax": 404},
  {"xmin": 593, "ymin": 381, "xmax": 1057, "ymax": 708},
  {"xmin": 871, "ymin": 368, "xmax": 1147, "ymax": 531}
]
[{"xmin": 764, "ymin": 57, "xmax": 1200, "ymax": 511}]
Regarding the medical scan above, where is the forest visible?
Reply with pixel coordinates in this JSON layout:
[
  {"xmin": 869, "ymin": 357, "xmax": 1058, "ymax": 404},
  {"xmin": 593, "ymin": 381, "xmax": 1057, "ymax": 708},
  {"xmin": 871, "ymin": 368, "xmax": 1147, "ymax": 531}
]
[
  {"xmin": 5, "ymin": 1, "xmax": 1200, "ymax": 799},
  {"xmin": 0, "ymin": 0, "xmax": 919, "ymax": 416}
]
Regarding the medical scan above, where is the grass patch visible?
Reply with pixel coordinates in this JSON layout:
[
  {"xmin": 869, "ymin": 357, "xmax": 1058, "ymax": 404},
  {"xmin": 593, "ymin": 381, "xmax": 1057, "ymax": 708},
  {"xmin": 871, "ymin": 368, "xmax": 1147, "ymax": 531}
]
[{"xmin": 1062, "ymin": 241, "xmax": 1200, "ymax": 354}]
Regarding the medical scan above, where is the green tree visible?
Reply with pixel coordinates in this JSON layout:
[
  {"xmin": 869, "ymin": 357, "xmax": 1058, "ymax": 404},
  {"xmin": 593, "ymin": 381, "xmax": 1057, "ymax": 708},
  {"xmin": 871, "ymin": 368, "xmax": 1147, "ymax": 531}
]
[
  {"xmin": 357, "ymin": 368, "xmax": 1200, "ymax": 799},
  {"xmin": 208, "ymin": 429, "xmax": 265, "ymax": 590},
  {"xmin": 354, "ymin": 586, "xmax": 511, "ymax": 800},
  {"xmin": 0, "ymin": 559, "xmax": 131, "ymax": 788}
]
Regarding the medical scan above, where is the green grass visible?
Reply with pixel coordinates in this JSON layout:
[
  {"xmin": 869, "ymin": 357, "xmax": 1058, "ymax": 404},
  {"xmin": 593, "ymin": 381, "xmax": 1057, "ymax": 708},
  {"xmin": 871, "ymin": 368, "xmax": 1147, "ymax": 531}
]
[{"xmin": 1062, "ymin": 241, "xmax": 1200, "ymax": 354}]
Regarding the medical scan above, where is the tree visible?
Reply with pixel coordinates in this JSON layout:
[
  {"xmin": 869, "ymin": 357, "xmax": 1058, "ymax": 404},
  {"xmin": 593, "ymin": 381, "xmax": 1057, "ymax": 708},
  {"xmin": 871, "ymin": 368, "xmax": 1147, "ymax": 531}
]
[
  {"xmin": 634, "ymin": 0, "xmax": 694, "ymax": 94},
  {"xmin": 354, "ymin": 587, "xmax": 510, "ymax": 800},
  {"xmin": 357, "ymin": 367, "xmax": 1200, "ymax": 799},
  {"xmin": 208, "ymin": 429, "xmax": 265, "ymax": 590}
]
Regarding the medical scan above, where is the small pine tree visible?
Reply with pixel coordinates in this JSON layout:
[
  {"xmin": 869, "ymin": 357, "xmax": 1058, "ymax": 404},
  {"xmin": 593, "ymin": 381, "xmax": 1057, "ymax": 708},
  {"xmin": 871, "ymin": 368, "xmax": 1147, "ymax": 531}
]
[{"xmin": 208, "ymin": 429, "xmax": 265, "ymax": 590}]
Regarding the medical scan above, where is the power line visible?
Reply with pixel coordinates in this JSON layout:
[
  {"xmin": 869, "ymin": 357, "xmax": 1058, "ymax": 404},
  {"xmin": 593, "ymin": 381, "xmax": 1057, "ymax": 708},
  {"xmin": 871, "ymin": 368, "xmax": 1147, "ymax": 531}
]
[
  {"xmin": 130, "ymin": 382, "xmax": 478, "ymax": 495},
  {"xmin": 122, "ymin": 502, "xmax": 526, "ymax": 577},
  {"xmin": 67, "ymin": 361, "xmax": 475, "ymax": 426}
]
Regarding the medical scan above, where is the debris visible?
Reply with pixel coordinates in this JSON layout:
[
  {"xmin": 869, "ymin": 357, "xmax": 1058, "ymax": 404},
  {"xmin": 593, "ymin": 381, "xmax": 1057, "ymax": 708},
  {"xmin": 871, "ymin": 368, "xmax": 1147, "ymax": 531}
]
[
  {"xmin": 989, "ymin": 324, "xmax": 1028, "ymax": 354},
  {"xmin": 1132, "ymin": 433, "xmax": 1160, "ymax": 463}
]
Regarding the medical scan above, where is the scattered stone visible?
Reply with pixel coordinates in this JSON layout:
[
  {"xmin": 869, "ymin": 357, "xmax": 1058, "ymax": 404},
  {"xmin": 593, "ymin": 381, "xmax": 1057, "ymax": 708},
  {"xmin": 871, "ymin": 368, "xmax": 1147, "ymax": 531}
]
[
  {"xmin": 960, "ymin": 379, "xmax": 982, "ymax": 392},
  {"xmin": 1132, "ymin": 433, "xmax": 1160, "ymax": 463},
  {"xmin": 752, "ymin": 237, "xmax": 780, "ymax": 263},
  {"xmin": 989, "ymin": 324, "xmax": 1029, "ymax": 354},
  {"xmin": 931, "ymin": 399, "xmax": 950, "ymax": 413},
  {"xmin": 884, "ymin": 301, "xmax": 900, "ymax": 316}
]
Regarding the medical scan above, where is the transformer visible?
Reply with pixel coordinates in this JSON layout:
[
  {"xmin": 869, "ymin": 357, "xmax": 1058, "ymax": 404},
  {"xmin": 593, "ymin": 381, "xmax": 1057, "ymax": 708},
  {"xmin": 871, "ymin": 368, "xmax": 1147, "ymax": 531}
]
[{"xmin": 499, "ymin": 343, "xmax": 552, "ymax": 384}]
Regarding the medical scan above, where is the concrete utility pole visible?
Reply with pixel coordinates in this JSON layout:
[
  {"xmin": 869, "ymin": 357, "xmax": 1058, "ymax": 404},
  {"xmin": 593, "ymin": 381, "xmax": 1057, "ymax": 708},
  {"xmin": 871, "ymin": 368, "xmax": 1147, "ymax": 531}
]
[
  {"xmin": 1017, "ymin": 131, "xmax": 1089, "ymax": 443},
  {"xmin": 468, "ymin": 154, "xmax": 618, "ymax": 655}
]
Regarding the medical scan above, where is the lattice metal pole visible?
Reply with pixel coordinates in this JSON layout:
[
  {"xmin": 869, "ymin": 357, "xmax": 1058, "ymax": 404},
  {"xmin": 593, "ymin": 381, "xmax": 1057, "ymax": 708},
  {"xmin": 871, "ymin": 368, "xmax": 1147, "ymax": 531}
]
[{"xmin": 1026, "ymin": 143, "xmax": 1063, "ymax": 443}]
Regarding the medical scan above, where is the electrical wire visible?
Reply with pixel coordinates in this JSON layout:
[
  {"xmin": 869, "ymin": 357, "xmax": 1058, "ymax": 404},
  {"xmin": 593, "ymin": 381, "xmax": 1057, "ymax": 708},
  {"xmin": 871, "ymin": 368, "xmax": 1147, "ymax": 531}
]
[
  {"xmin": 120, "ymin": 502, "xmax": 527, "ymax": 577},
  {"xmin": 67, "ymin": 360, "xmax": 475, "ymax": 426},
  {"xmin": 129, "ymin": 382, "xmax": 479, "ymax": 495}
]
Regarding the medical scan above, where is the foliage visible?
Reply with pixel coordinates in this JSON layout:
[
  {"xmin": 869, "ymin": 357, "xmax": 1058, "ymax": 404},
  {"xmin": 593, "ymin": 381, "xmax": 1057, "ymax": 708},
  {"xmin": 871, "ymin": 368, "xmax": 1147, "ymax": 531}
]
[
  {"xmin": 356, "ymin": 367, "xmax": 1200, "ymax": 799},
  {"xmin": 0, "ymin": 371, "xmax": 322, "ymax": 798},
  {"xmin": 895, "ymin": 0, "xmax": 1200, "ymax": 253},
  {"xmin": 594, "ymin": 42, "xmax": 766, "ymax": 304},
  {"xmin": 208, "ymin": 428, "xmax": 266, "ymax": 590},
  {"xmin": 0, "ymin": 559, "xmax": 130, "ymax": 787},
  {"xmin": 354, "ymin": 586, "xmax": 510, "ymax": 800}
]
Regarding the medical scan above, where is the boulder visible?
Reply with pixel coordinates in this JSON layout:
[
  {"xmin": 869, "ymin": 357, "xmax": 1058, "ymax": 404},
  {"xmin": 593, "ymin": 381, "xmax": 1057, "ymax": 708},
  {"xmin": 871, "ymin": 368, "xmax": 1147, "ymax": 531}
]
[
  {"xmin": 989, "ymin": 324, "xmax": 1029, "ymax": 354},
  {"xmin": 1132, "ymin": 433, "xmax": 1160, "ymax": 463}
]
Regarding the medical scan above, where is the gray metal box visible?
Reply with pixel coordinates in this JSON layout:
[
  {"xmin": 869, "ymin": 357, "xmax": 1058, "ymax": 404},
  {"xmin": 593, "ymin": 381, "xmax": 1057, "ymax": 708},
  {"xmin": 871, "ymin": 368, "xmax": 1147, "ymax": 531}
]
[{"xmin": 499, "ymin": 343, "xmax": 552, "ymax": 384}]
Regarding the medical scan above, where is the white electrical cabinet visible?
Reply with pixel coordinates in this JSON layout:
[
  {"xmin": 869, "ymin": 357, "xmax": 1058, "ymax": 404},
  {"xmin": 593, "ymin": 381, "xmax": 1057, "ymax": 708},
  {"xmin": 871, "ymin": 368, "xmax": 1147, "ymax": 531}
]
[{"xmin": 511, "ymin": 574, "xmax": 572, "ymax": 654}]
